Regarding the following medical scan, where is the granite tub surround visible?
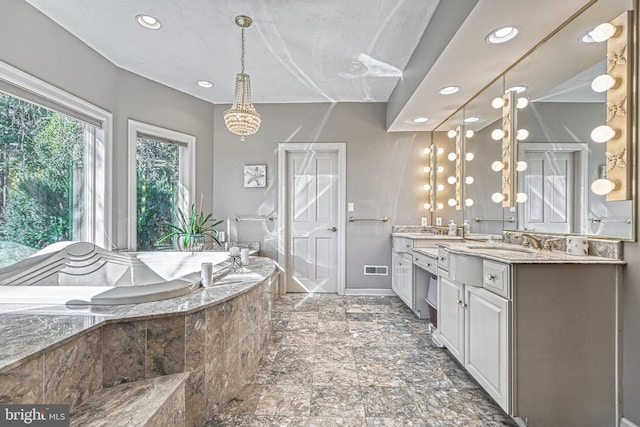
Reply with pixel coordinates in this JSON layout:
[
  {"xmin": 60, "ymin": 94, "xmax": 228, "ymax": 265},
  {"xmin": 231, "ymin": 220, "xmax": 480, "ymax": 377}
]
[
  {"xmin": 70, "ymin": 373, "xmax": 188, "ymax": 427},
  {"xmin": 204, "ymin": 294, "xmax": 516, "ymax": 426},
  {"xmin": 0, "ymin": 256, "xmax": 278, "ymax": 427}
]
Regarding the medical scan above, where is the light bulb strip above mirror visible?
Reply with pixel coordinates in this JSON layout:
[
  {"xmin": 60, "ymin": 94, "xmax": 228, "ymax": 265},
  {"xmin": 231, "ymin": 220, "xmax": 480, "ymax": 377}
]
[
  {"xmin": 423, "ymin": 144, "xmax": 436, "ymax": 212},
  {"xmin": 598, "ymin": 11, "xmax": 631, "ymax": 201}
]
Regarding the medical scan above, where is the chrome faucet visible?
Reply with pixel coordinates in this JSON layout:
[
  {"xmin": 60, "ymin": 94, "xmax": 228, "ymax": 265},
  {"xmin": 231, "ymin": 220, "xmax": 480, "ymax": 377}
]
[{"xmin": 517, "ymin": 233, "xmax": 542, "ymax": 250}]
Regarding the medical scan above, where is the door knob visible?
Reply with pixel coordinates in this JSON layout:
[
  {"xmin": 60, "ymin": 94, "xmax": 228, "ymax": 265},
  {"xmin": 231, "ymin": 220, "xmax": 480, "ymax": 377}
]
[{"xmin": 327, "ymin": 227, "xmax": 337, "ymax": 232}]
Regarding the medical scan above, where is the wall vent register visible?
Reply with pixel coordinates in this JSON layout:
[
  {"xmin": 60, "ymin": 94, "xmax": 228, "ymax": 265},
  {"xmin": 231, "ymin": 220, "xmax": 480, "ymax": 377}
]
[{"xmin": 364, "ymin": 265, "xmax": 389, "ymax": 276}]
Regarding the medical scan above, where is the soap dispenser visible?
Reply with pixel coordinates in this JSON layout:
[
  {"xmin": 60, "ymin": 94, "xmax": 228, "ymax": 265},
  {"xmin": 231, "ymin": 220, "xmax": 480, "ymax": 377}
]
[
  {"xmin": 463, "ymin": 219, "xmax": 470, "ymax": 235},
  {"xmin": 448, "ymin": 219, "xmax": 457, "ymax": 236}
]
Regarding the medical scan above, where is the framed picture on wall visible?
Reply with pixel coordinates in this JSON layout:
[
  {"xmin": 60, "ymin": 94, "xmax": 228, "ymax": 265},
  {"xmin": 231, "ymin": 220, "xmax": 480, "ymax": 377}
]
[{"xmin": 244, "ymin": 164, "xmax": 267, "ymax": 188}]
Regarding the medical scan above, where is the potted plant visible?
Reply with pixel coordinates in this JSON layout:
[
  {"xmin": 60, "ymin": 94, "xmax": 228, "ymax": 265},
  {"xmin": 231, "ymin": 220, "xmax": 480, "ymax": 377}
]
[{"xmin": 154, "ymin": 203, "xmax": 224, "ymax": 251}]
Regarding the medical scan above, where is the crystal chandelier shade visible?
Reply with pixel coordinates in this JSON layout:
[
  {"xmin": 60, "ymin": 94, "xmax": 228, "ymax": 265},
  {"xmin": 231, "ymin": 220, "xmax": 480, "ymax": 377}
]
[{"xmin": 224, "ymin": 16, "xmax": 261, "ymax": 138}]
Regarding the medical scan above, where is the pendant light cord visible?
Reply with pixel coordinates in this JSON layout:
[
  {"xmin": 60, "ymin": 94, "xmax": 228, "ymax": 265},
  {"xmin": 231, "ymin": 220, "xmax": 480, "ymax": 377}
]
[{"xmin": 241, "ymin": 28, "xmax": 245, "ymax": 74}]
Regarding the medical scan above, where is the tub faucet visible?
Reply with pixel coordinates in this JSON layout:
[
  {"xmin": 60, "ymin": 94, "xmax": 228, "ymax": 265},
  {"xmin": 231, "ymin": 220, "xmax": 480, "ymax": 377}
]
[{"xmin": 517, "ymin": 233, "xmax": 542, "ymax": 250}]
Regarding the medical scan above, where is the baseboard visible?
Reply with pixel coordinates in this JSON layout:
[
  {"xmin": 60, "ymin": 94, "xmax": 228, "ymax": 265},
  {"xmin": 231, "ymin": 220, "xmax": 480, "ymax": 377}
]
[
  {"xmin": 344, "ymin": 288, "xmax": 396, "ymax": 296},
  {"xmin": 621, "ymin": 417, "xmax": 639, "ymax": 427}
]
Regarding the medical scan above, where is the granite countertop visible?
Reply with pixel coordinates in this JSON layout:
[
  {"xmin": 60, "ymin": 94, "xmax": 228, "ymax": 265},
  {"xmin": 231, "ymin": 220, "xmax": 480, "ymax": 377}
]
[
  {"xmin": 413, "ymin": 248, "xmax": 439, "ymax": 258},
  {"xmin": 0, "ymin": 256, "xmax": 277, "ymax": 373},
  {"xmin": 391, "ymin": 232, "xmax": 463, "ymax": 240},
  {"xmin": 439, "ymin": 242, "xmax": 626, "ymax": 265}
]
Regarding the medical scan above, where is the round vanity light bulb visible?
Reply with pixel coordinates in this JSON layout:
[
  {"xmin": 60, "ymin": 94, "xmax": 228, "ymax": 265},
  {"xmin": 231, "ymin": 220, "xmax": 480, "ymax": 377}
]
[
  {"xmin": 465, "ymin": 152, "xmax": 475, "ymax": 161},
  {"xmin": 591, "ymin": 125, "xmax": 618, "ymax": 143},
  {"xmin": 516, "ymin": 192, "xmax": 528, "ymax": 203},
  {"xmin": 466, "ymin": 129, "xmax": 475, "ymax": 138},
  {"xmin": 423, "ymin": 202, "xmax": 432, "ymax": 210},
  {"xmin": 447, "ymin": 129, "xmax": 458, "ymax": 138},
  {"xmin": 516, "ymin": 161, "xmax": 528, "ymax": 172},
  {"xmin": 465, "ymin": 176, "xmax": 475, "ymax": 185},
  {"xmin": 437, "ymin": 147, "xmax": 445, "ymax": 155},
  {"xmin": 492, "ymin": 97, "xmax": 506, "ymax": 109},
  {"xmin": 423, "ymin": 184, "xmax": 431, "ymax": 191},
  {"xmin": 423, "ymin": 147, "xmax": 432, "ymax": 155},
  {"xmin": 437, "ymin": 166, "xmax": 444, "ymax": 174},
  {"xmin": 491, "ymin": 129, "xmax": 505, "ymax": 140},
  {"xmin": 516, "ymin": 129, "xmax": 530, "ymax": 141},
  {"xmin": 437, "ymin": 184, "xmax": 445, "ymax": 191},
  {"xmin": 447, "ymin": 176, "xmax": 457, "ymax": 184},
  {"xmin": 448, "ymin": 198, "xmax": 457, "ymax": 207},
  {"xmin": 465, "ymin": 198, "xmax": 474, "ymax": 207},
  {"xmin": 591, "ymin": 74, "xmax": 618, "ymax": 92},
  {"xmin": 423, "ymin": 166, "xmax": 431, "ymax": 173},
  {"xmin": 591, "ymin": 23, "xmax": 618, "ymax": 42},
  {"xmin": 491, "ymin": 161, "xmax": 505, "ymax": 172},
  {"xmin": 591, "ymin": 178, "xmax": 617, "ymax": 195},
  {"xmin": 516, "ymin": 97, "xmax": 529, "ymax": 109},
  {"xmin": 448, "ymin": 152, "xmax": 457, "ymax": 161},
  {"xmin": 437, "ymin": 202, "xmax": 444, "ymax": 210},
  {"xmin": 491, "ymin": 192, "xmax": 505, "ymax": 203}
]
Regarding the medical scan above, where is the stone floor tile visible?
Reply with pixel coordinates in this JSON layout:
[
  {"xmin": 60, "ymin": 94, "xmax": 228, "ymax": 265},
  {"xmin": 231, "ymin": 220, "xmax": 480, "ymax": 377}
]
[
  {"xmin": 254, "ymin": 384, "xmax": 311, "ymax": 417},
  {"xmin": 315, "ymin": 342, "xmax": 355, "ymax": 364},
  {"xmin": 360, "ymin": 386, "xmax": 421, "ymax": 418},
  {"xmin": 356, "ymin": 364, "xmax": 407, "ymax": 388},
  {"xmin": 310, "ymin": 385, "xmax": 365, "ymax": 417},
  {"xmin": 312, "ymin": 363, "xmax": 359, "ymax": 387},
  {"xmin": 309, "ymin": 417, "xmax": 367, "ymax": 426}
]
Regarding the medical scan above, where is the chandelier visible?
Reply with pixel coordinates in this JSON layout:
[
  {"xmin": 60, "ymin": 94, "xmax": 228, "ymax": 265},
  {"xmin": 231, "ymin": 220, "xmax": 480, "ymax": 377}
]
[{"xmin": 224, "ymin": 15, "xmax": 261, "ymax": 140}]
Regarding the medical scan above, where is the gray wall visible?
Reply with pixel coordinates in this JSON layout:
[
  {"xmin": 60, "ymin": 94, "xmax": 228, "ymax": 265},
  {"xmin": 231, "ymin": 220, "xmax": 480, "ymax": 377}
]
[
  {"xmin": 0, "ymin": 0, "xmax": 215, "ymax": 249},
  {"xmin": 213, "ymin": 102, "xmax": 428, "ymax": 290}
]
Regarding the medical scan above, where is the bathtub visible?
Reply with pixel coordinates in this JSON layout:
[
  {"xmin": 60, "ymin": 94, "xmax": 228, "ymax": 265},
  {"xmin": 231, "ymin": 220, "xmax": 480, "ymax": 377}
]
[{"xmin": 0, "ymin": 241, "xmax": 230, "ymax": 305}]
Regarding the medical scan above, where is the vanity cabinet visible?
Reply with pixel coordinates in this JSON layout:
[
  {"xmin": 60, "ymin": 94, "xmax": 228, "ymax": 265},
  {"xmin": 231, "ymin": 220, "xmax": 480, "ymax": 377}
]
[
  {"xmin": 391, "ymin": 235, "xmax": 461, "ymax": 318},
  {"xmin": 437, "ymin": 246, "xmax": 623, "ymax": 427}
]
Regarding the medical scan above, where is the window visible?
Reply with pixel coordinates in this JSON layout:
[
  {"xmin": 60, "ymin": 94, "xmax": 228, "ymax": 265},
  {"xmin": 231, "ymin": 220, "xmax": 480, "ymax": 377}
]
[
  {"xmin": 0, "ymin": 62, "xmax": 112, "ymax": 268},
  {"xmin": 127, "ymin": 120, "xmax": 195, "ymax": 251}
]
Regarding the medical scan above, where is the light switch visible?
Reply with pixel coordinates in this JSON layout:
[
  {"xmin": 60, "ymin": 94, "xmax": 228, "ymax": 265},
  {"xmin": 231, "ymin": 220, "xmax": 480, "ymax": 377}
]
[{"xmin": 348, "ymin": 202, "xmax": 354, "ymax": 212}]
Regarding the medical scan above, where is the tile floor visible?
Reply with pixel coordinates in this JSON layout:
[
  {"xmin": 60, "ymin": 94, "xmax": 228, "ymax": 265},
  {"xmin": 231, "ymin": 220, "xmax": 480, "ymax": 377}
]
[{"xmin": 203, "ymin": 294, "xmax": 516, "ymax": 427}]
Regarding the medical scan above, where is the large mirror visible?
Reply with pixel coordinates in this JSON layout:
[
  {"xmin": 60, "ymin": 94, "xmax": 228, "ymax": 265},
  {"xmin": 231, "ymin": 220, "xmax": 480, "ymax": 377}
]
[
  {"xmin": 459, "ymin": 0, "xmax": 635, "ymax": 240},
  {"xmin": 462, "ymin": 77, "xmax": 509, "ymax": 237}
]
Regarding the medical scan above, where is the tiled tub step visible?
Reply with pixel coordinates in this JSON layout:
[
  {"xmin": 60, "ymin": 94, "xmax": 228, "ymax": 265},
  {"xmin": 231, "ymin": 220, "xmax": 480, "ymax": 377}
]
[{"xmin": 70, "ymin": 373, "xmax": 188, "ymax": 427}]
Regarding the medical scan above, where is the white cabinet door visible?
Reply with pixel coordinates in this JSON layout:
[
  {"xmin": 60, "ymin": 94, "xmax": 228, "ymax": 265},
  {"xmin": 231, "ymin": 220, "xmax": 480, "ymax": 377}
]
[
  {"xmin": 465, "ymin": 286, "xmax": 510, "ymax": 412},
  {"xmin": 438, "ymin": 274, "xmax": 464, "ymax": 364}
]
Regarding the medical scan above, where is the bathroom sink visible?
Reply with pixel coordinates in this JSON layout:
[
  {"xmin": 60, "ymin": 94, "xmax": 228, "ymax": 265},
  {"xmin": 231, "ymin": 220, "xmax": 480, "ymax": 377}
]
[{"xmin": 464, "ymin": 244, "xmax": 537, "ymax": 254}]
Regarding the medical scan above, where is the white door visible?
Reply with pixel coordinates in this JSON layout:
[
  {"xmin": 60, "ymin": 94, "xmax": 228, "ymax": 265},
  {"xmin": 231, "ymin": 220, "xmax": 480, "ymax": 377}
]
[
  {"xmin": 286, "ymin": 151, "xmax": 339, "ymax": 293},
  {"xmin": 465, "ymin": 286, "xmax": 510, "ymax": 412},
  {"xmin": 521, "ymin": 151, "xmax": 575, "ymax": 233}
]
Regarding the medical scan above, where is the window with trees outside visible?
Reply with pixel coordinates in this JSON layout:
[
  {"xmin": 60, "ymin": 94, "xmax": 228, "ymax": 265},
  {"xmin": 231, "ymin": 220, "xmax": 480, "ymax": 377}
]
[
  {"xmin": 128, "ymin": 120, "xmax": 194, "ymax": 251},
  {"xmin": 0, "ymin": 62, "xmax": 111, "ymax": 269}
]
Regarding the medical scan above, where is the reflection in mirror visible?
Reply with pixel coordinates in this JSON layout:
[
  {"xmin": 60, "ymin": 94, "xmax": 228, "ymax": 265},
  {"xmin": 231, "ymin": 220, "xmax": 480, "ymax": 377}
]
[
  {"xmin": 433, "ymin": 111, "xmax": 464, "ymax": 231},
  {"xmin": 501, "ymin": 0, "xmax": 634, "ymax": 240},
  {"xmin": 461, "ymin": 77, "xmax": 508, "ymax": 237}
]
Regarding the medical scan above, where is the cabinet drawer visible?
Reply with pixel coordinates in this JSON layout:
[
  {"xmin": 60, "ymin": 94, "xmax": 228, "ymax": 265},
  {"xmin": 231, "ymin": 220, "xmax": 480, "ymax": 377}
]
[
  {"xmin": 392, "ymin": 237, "xmax": 412, "ymax": 253},
  {"xmin": 437, "ymin": 248, "xmax": 449, "ymax": 271},
  {"xmin": 413, "ymin": 252, "xmax": 437, "ymax": 275},
  {"xmin": 483, "ymin": 260, "xmax": 510, "ymax": 298}
]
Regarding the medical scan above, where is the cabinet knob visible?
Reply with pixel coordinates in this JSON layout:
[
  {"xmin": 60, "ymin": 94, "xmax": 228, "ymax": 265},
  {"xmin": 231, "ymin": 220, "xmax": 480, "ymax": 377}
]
[
  {"xmin": 457, "ymin": 299, "xmax": 463, "ymax": 305},
  {"xmin": 486, "ymin": 274, "xmax": 497, "ymax": 281}
]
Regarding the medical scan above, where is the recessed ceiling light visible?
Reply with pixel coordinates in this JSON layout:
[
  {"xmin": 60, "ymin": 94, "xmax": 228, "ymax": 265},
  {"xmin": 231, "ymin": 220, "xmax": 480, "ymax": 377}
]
[
  {"xmin": 487, "ymin": 26, "xmax": 519, "ymax": 44},
  {"xmin": 506, "ymin": 85, "xmax": 527, "ymax": 94},
  {"xmin": 439, "ymin": 86, "xmax": 460, "ymax": 95},
  {"xmin": 464, "ymin": 116, "xmax": 480, "ymax": 123},
  {"xmin": 412, "ymin": 117, "xmax": 429, "ymax": 123},
  {"xmin": 136, "ymin": 14, "xmax": 162, "ymax": 30},
  {"xmin": 197, "ymin": 80, "xmax": 214, "ymax": 88},
  {"xmin": 581, "ymin": 30, "xmax": 595, "ymax": 43}
]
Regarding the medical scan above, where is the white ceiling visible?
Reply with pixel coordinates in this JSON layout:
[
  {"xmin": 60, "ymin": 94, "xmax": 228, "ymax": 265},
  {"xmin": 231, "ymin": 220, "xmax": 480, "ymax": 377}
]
[
  {"xmin": 24, "ymin": 0, "xmax": 604, "ymax": 131},
  {"xmin": 24, "ymin": 0, "xmax": 438, "ymax": 104}
]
